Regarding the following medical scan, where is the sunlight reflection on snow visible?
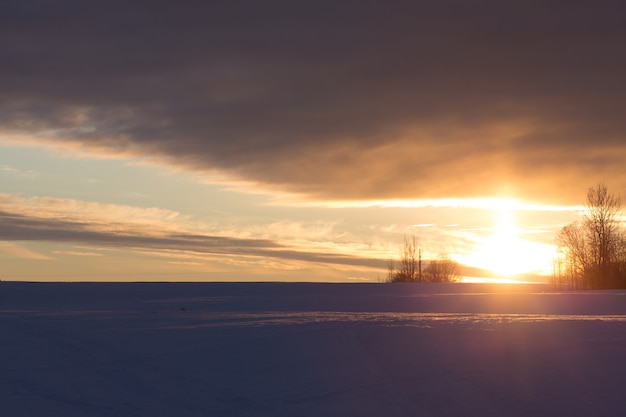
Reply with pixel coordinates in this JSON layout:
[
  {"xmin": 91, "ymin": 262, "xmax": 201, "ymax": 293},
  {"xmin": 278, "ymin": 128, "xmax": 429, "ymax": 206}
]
[{"xmin": 157, "ymin": 311, "xmax": 626, "ymax": 330}]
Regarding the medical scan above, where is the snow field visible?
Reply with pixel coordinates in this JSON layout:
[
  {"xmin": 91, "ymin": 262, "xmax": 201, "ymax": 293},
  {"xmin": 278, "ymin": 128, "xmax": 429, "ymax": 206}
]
[{"xmin": 2, "ymin": 282, "xmax": 626, "ymax": 416}]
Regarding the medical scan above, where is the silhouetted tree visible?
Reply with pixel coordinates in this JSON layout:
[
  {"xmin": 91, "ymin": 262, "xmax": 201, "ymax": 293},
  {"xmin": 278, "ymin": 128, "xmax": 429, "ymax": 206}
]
[
  {"xmin": 554, "ymin": 221, "xmax": 589, "ymax": 289},
  {"xmin": 585, "ymin": 184, "xmax": 623, "ymax": 288},
  {"xmin": 388, "ymin": 235, "xmax": 420, "ymax": 282},
  {"xmin": 388, "ymin": 236, "xmax": 459, "ymax": 283},
  {"xmin": 425, "ymin": 256, "xmax": 461, "ymax": 283},
  {"xmin": 387, "ymin": 259, "xmax": 396, "ymax": 283},
  {"xmin": 554, "ymin": 184, "xmax": 626, "ymax": 289}
]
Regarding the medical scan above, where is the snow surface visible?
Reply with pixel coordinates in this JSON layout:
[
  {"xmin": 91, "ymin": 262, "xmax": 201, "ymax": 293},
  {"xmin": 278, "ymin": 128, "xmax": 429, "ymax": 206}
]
[{"xmin": 2, "ymin": 282, "xmax": 626, "ymax": 417}]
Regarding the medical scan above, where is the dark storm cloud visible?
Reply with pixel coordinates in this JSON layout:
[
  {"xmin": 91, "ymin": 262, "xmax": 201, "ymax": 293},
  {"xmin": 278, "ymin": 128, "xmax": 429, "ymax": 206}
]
[
  {"xmin": 0, "ymin": 209, "xmax": 384, "ymax": 268},
  {"xmin": 2, "ymin": 0, "xmax": 626, "ymax": 202}
]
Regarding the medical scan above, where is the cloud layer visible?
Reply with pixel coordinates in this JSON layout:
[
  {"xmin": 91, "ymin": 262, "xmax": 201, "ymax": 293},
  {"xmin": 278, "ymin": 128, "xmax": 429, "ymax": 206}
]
[
  {"xmin": 0, "ymin": 194, "xmax": 384, "ymax": 269},
  {"xmin": 2, "ymin": 1, "xmax": 626, "ymax": 203}
]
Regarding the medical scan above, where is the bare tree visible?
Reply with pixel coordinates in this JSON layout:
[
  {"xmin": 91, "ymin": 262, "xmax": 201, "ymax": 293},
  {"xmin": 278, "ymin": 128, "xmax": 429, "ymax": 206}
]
[
  {"xmin": 386, "ymin": 259, "xmax": 396, "ymax": 283},
  {"xmin": 554, "ymin": 221, "xmax": 589, "ymax": 289},
  {"xmin": 389, "ymin": 235, "xmax": 420, "ymax": 282},
  {"xmin": 585, "ymin": 184, "xmax": 622, "ymax": 288},
  {"xmin": 554, "ymin": 183, "xmax": 626, "ymax": 289},
  {"xmin": 425, "ymin": 256, "xmax": 460, "ymax": 283},
  {"xmin": 388, "ymin": 235, "xmax": 460, "ymax": 283},
  {"xmin": 400, "ymin": 235, "xmax": 418, "ymax": 282}
]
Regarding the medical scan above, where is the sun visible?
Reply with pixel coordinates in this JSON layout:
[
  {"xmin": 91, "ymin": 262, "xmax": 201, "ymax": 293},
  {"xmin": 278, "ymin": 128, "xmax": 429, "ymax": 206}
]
[{"xmin": 457, "ymin": 200, "xmax": 555, "ymax": 277}]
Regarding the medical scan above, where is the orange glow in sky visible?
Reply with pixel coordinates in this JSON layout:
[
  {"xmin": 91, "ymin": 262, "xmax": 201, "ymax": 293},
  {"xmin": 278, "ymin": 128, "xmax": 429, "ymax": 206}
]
[
  {"xmin": 454, "ymin": 200, "xmax": 557, "ymax": 278},
  {"xmin": 0, "ymin": 144, "xmax": 577, "ymax": 282}
]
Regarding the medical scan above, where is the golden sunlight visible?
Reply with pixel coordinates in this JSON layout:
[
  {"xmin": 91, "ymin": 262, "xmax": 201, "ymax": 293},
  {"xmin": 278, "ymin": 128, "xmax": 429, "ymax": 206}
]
[{"xmin": 456, "ymin": 200, "xmax": 556, "ymax": 277}]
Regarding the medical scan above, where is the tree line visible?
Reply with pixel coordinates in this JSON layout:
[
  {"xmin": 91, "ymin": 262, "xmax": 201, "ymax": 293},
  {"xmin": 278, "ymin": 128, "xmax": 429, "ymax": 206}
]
[
  {"xmin": 385, "ymin": 235, "xmax": 460, "ymax": 283},
  {"xmin": 386, "ymin": 183, "xmax": 626, "ymax": 289},
  {"xmin": 552, "ymin": 183, "xmax": 626, "ymax": 290}
]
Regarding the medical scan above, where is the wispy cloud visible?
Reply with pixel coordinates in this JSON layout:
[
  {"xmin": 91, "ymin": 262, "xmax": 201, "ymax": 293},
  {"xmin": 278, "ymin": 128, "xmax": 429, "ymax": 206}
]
[
  {"xmin": 280, "ymin": 198, "xmax": 585, "ymax": 212},
  {"xmin": 0, "ymin": 193, "xmax": 188, "ymax": 238},
  {"xmin": 0, "ymin": 164, "xmax": 37, "ymax": 178},
  {"xmin": 0, "ymin": 194, "xmax": 385, "ymax": 270},
  {"xmin": 0, "ymin": 241, "xmax": 51, "ymax": 260},
  {"xmin": 52, "ymin": 250, "xmax": 104, "ymax": 257}
]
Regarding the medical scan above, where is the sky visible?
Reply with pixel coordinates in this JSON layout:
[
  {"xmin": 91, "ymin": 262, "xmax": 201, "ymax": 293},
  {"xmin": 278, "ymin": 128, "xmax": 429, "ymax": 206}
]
[{"xmin": 1, "ymin": 1, "xmax": 624, "ymax": 282}]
